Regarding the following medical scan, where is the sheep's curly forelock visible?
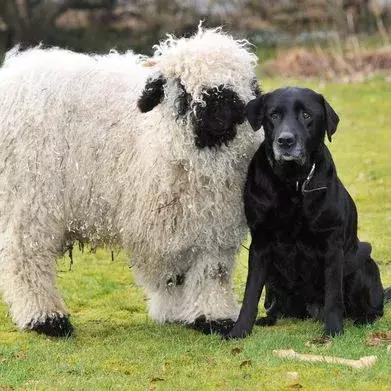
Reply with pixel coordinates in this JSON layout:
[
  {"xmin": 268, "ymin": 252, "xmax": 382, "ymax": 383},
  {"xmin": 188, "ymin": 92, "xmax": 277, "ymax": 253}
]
[{"xmin": 151, "ymin": 26, "xmax": 258, "ymax": 103}]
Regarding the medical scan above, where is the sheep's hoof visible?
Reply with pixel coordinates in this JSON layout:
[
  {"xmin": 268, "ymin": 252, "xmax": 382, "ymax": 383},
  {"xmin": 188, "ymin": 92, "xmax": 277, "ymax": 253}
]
[
  {"xmin": 188, "ymin": 316, "xmax": 235, "ymax": 335},
  {"xmin": 29, "ymin": 314, "xmax": 74, "ymax": 337}
]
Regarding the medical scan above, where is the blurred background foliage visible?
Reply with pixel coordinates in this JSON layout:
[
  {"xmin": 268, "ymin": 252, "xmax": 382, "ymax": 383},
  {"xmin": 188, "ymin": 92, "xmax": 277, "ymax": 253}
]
[{"xmin": 0, "ymin": 1, "xmax": 390, "ymax": 79}]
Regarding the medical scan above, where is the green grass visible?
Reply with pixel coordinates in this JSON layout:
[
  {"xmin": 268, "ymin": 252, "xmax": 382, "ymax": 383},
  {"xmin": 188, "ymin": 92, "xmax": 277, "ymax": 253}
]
[{"xmin": 1, "ymin": 78, "xmax": 391, "ymax": 390}]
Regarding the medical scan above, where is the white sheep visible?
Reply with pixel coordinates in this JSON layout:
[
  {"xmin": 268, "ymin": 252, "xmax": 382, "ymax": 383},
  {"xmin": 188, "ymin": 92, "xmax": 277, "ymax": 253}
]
[{"xmin": 0, "ymin": 27, "xmax": 262, "ymax": 336}]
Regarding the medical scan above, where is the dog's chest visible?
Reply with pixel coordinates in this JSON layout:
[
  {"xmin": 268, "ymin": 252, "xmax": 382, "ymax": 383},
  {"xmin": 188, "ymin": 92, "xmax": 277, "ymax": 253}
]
[
  {"xmin": 270, "ymin": 239, "xmax": 325, "ymax": 291},
  {"xmin": 267, "ymin": 207, "xmax": 326, "ymax": 294}
]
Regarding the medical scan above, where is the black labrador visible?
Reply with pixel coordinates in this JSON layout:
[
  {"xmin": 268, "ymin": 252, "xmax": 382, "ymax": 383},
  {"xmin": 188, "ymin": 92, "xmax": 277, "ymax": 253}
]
[{"xmin": 225, "ymin": 87, "xmax": 386, "ymax": 339}]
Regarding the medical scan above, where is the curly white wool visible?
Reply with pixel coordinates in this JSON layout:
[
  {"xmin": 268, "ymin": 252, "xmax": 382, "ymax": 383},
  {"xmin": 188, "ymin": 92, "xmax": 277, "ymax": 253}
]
[
  {"xmin": 0, "ymin": 27, "xmax": 262, "ymax": 330},
  {"xmin": 154, "ymin": 27, "xmax": 257, "ymax": 104}
]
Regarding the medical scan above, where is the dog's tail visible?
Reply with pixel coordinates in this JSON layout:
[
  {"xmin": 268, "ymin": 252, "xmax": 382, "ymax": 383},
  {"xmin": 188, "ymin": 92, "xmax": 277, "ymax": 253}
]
[{"xmin": 384, "ymin": 287, "xmax": 391, "ymax": 304}]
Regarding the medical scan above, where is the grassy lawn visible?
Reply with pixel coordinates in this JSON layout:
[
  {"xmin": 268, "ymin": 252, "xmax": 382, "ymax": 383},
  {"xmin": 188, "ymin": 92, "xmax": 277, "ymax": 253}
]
[{"xmin": 0, "ymin": 77, "xmax": 390, "ymax": 390}]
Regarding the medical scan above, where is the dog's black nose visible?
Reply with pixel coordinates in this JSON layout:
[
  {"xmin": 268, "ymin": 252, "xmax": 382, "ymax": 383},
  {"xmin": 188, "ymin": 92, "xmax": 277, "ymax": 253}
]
[{"xmin": 277, "ymin": 133, "xmax": 296, "ymax": 149}]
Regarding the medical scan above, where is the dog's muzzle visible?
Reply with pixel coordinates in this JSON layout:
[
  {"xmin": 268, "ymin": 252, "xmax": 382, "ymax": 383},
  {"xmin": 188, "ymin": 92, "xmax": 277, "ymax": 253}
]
[{"xmin": 273, "ymin": 145, "xmax": 306, "ymax": 165}]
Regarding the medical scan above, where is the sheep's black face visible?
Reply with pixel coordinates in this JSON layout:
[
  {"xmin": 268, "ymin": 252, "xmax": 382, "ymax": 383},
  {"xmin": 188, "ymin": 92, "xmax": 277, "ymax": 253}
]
[
  {"xmin": 191, "ymin": 86, "xmax": 246, "ymax": 149},
  {"xmin": 137, "ymin": 75, "xmax": 256, "ymax": 150}
]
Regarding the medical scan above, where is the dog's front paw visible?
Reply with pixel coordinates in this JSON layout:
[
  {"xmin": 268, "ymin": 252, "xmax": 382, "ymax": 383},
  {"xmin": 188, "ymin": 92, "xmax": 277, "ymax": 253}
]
[
  {"xmin": 28, "ymin": 313, "xmax": 74, "ymax": 337},
  {"xmin": 324, "ymin": 313, "xmax": 344, "ymax": 337},
  {"xmin": 255, "ymin": 316, "xmax": 277, "ymax": 327},
  {"xmin": 223, "ymin": 325, "xmax": 251, "ymax": 340},
  {"xmin": 324, "ymin": 327, "xmax": 343, "ymax": 337},
  {"xmin": 324, "ymin": 323, "xmax": 344, "ymax": 337}
]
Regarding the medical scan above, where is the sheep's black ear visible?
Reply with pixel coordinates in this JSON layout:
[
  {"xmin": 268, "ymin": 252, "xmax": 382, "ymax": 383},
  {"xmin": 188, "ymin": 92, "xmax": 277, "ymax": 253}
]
[
  {"xmin": 323, "ymin": 97, "xmax": 339, "ymax": 142},
  {"xmin": 246, "ymin": 94, "xmax": 267, "ymax": 131},
  {"xmin": 137, "ymin": 74, "xmax": 166, "ymax": 113}
]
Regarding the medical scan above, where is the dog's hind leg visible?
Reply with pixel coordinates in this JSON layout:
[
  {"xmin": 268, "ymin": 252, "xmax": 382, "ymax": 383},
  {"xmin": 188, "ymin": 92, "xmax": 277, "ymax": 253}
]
[
  {"xmin": 384, "ymin": 287, "xmax": 391, "ymax": 303},
  {"xmin": 256, "ymin": 285, "xmax": 309, "ymax": 326},
  {"xmin": 255, "ymin": 285, "xmax": 279, "ymax": 326},
  {"xmin": 345, "ymin": 256, "xmax": 384, "ymax": 325}
]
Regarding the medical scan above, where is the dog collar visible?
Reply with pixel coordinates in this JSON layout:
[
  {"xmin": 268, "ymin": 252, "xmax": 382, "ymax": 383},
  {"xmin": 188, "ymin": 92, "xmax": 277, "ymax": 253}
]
[{"xmin": 296, "ymin": 163, "xmax": 327, "ymax": 194}]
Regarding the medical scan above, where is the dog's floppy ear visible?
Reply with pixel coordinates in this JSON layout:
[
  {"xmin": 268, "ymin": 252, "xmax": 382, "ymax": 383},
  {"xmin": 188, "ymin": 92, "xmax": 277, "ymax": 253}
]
[
  {"xmin": 137, "ymin": 74, "xmax": 166, "ymax": 113},
  {"xmin": 323, "ymin": 97, "xmax": 339, "ymax": 142},
  {"xmin": 246, "ymin": 94, "xmax": 267, "ymax": 131}
]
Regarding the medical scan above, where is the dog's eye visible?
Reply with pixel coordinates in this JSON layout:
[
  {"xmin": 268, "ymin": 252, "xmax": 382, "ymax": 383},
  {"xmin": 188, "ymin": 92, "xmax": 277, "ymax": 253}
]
[
  {"xmin": 270, "ymin": 112, "xmax": 279, "ymax": 120},
  {"xmin": 302, "ymin": 111, "xmax": 311, "ymax": 119}
]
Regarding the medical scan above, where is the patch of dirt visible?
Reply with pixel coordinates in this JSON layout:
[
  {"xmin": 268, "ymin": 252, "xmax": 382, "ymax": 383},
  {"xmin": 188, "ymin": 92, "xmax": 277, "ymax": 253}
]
[{"xmin": 366, "ymin": 331, "xmax": 391, "ymax": 347}]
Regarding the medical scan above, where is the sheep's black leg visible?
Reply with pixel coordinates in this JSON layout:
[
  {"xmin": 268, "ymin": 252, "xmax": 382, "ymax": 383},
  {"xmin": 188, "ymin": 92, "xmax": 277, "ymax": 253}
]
[
  {"xmin": 29, "ymin": 314, "xmax": 74, "ymax": 338},
  {"xmin": 188, "ymin": 316, "xmax": 235, "ymax": 335}
]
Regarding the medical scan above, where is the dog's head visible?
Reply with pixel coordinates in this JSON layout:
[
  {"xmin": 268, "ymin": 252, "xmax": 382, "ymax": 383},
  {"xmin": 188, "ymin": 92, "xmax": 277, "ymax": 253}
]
[
  {"xmin": 246, "ymin": 87, "xmax": 339, "ymax": 167},
  {"xmin": 137, "ymin": 27, "xmax": 259, "ymax": 149}
]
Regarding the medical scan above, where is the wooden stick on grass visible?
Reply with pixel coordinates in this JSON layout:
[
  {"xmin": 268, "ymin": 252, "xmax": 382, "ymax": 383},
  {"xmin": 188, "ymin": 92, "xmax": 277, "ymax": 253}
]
[{"xmin": 273, "ymin": 349, "xmax": 377, "ymax": 369}]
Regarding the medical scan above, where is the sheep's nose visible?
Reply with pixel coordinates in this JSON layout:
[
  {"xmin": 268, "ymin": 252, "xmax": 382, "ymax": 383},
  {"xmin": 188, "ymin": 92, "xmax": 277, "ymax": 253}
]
[{"xmin": 277, "ymin": 133, "xmax": 296, "ymax": 149}]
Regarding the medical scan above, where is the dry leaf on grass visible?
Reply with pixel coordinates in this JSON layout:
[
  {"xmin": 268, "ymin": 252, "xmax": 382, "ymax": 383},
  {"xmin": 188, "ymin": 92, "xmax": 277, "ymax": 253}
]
[
  {"xmin": 305, "ymin": 335, "xmax": 332, "ymax": 348},
  {"xmin": 149, "ymin": 377, "xmax": 164, "ymax": 390},
  {"xmin": 231, "ymin": 347, "xmax": 243, "ymax": 356},
  {"xmin": 150, "ymin": 377, "xmax": 164, "ymax": 383},
  {"xmin": 366, "ymin": 331, "xmax": 391, "ymax": 347},
  {"xmin": 161, "ymin": 361, "xmax": 171, "ymax": 372},
  {"xmin": 13, "ymin": 351, "xmax": 27, "ymax": 360},
  {"xmin": 288, "ymin": 384, "xmax": 303, "ymax": 389},
  {"xmin": 239, "ymin": 360, "xmax": 252, "ymax": 368}
]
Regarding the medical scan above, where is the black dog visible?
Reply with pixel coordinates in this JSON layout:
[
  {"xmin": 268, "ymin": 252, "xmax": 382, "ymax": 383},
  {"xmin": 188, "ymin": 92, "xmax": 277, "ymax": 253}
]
[{"xmin": 225, "ymin": 87, "xmax": 386, "ymax": 339}]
